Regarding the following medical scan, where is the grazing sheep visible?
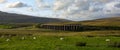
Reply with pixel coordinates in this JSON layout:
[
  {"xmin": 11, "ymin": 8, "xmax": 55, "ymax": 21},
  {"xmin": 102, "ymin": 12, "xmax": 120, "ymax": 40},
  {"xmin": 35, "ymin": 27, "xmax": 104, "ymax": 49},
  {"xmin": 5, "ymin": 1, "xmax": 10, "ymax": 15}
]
[
  {"xmin": 6, "ymin": 39, "xmax": 10, "ymax": 41},
  {"xmin": 60, "ymin": 38, "xmax": 64, "ymax": 40},
  {"xmin": 105, "ymin": 39, "xmax": 110, "ymax": 42},
  {"xmin": 21, "ymin": 37, "xmax": 25, "ymax": 40},
  {"xmin": 33, "ymin": 37, "xmax": 36, "ymax": 40}
]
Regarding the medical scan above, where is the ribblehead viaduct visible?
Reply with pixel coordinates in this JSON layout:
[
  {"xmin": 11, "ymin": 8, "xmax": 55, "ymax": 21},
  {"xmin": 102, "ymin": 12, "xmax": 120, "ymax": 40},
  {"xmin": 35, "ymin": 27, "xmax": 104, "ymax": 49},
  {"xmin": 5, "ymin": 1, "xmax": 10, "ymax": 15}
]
[
  {"xmin": 40, "ymin": 24, "xmax": 120, "ymax": 31},
  {"xmin": 41, "ymin": 24, "xmax": 84, "ymax": 31}
]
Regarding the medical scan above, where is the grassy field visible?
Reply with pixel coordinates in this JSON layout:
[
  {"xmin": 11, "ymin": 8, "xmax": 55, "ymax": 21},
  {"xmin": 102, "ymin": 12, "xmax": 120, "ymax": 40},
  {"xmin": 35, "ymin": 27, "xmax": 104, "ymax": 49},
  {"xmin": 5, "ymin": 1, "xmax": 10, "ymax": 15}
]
[
  {"xmin": 0, "ymin": 27, "xmax": 120, "ymax": 50},
  {"xmin": 0, "ymin": 17, "xmax": 119, "ymax": 50},
  {"xmin": 0, "ymin": 29, "xmax": 120, "ymax": 50},
  {"xmin": 0, "ymin": 35, "xmax": 120, "ymax": 50}
]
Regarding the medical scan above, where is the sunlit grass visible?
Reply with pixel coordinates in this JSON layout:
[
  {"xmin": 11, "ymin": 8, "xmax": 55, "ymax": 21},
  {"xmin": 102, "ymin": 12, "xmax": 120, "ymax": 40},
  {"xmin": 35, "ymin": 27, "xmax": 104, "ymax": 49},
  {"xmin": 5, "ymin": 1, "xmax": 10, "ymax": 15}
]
[{"xmin": 0, "ymin": 36, "xmax": 120, "ymax": 50}]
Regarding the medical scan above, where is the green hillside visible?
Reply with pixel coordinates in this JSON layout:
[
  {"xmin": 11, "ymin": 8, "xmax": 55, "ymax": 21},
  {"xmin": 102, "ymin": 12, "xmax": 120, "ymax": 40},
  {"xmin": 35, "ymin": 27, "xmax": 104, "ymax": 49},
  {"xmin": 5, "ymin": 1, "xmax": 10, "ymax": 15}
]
[
  {"xmin": 0, "ymin": 11, "xmax": 70, "ymax": 23},
  {"xmin": 44, "ymin": 17, "xmax": 120, "ymax": 26}
]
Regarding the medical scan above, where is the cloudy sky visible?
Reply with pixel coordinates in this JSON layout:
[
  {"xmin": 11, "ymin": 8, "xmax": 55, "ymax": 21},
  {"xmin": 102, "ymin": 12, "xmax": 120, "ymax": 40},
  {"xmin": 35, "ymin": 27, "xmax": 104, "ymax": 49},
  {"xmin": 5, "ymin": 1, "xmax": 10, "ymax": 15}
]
[{"xmin": 0, "ymin": 0, "xmax": 120, "ymax": 21}]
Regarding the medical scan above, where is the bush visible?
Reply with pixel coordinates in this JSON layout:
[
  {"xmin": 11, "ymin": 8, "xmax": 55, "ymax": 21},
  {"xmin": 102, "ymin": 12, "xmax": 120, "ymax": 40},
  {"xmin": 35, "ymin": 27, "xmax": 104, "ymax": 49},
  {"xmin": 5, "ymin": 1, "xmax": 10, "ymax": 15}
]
[
  {"xmin": 86, "ymin": 35, "xmax": 95, "ymax": 37},
  {"xmin": 108, "ymin": 42, "xmax": 120, "ymax": 48},
  {"xmin": 76, "ymin": 42, "xmax": 87, "ymax": 46}
]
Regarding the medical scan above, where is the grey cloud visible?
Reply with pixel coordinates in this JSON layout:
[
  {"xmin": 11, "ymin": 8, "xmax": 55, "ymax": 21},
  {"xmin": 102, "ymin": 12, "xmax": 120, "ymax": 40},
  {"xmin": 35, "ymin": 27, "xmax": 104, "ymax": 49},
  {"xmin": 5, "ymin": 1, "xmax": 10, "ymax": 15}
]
[
  {"xmin": 0, "ymin": 0, "xmax": 5, "ymax": 3},
  {"xmin": 52, "ymin": 0, "xmax": 120, "ymax": 21},
  {"xmin": 35, "ymin": 0, "xmax": 51, "ymax": 9},
  {"xmin": 104, "ymin": 1, "xmax": 120, "ymax": 14},
  {"xmin": 35, "ymin": 0, "xmax": 120, "ymax": 21},
  {"xmin": 53, "ymin": 0, "xmax": 74, "ymax": 11},
  {"xmin": 114, "ymin": 3, "xmax": 120, "ymax": 8},
  {"xmin": 6, "ymin": 1, "xmax": 28, "ymax": 8}
]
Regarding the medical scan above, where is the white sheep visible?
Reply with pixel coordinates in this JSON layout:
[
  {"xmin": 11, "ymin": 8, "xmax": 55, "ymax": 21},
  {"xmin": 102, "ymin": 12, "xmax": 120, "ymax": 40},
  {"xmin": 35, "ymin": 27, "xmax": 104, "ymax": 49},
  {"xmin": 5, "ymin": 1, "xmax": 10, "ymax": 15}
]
[
  {"xmin": 6, "ymin": 39, "xmax": 10, "ymax": 41},
  {"xmin": 60, "ymin": 37, "xmax": 64, "ymax": 40},
  {"xmin": 105, "ymin": 39, "xmax": 110, "ymax": 42},
  {"xmin": 21, "ymin": 37, "xmax": 25, "ymax": 40},
  {"xmin": 33, "ymin": 37, "xmax": 36, "ymax": 40}
]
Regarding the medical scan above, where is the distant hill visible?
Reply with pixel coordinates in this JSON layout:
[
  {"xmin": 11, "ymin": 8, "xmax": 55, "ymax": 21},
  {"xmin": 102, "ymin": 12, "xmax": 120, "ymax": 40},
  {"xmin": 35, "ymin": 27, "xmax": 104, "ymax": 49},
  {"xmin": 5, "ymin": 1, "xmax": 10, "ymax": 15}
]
[
  {"xmin": 44, "ymin": 17, "xmax": 120, "ymax": 26},
  {"xmin": 79, "ymin": 17, "xmax": 120, "ymax": 26},
  {"xmin": 0, "ymin": 11, "xmax": 71, "ymax": 23}
]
